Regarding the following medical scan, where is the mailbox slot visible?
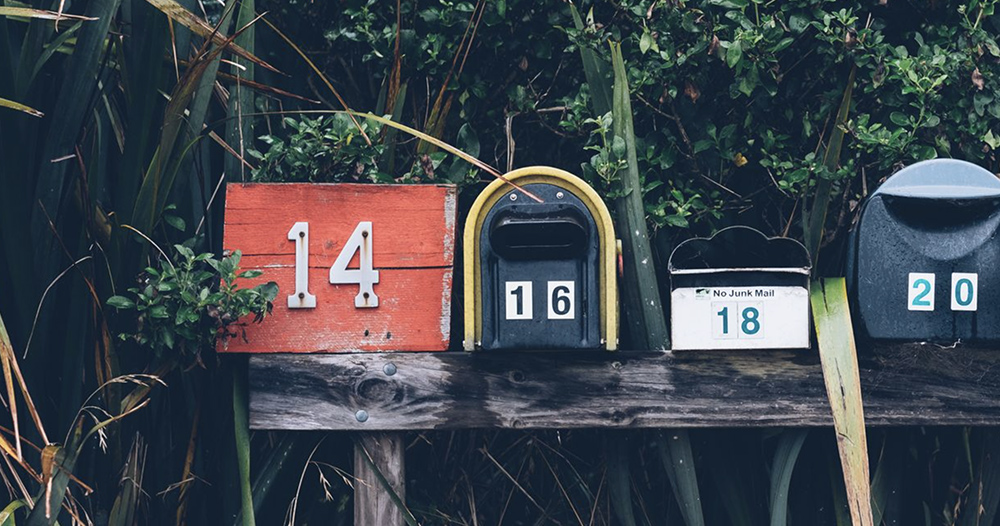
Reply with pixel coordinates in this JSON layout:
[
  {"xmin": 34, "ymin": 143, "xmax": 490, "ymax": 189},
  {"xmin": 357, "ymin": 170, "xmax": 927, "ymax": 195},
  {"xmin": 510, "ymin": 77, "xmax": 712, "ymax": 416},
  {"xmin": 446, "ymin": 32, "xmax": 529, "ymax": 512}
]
[{"xmin": 490, "ymin": 207, "xmax": 588, "ymax": 260}]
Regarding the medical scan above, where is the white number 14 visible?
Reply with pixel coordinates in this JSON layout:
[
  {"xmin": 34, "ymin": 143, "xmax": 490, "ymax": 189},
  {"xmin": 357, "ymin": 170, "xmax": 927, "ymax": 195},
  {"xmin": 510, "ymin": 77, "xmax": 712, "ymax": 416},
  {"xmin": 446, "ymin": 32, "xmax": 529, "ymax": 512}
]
[{"xmin": 286, "ymin": 221, "xmax": 380, "ymax": 309}]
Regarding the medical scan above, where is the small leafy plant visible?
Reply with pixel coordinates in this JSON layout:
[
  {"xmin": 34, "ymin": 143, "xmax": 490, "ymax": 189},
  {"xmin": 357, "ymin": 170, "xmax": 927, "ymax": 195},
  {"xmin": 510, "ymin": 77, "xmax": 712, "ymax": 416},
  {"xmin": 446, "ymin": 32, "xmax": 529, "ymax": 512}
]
[
  {"xmin": 107, "ymin": 244, "xmax": 278, "ymax": 358},
  {"xmin": 249, "ymin": 114, "xmax": 388, "ymax": 183}
]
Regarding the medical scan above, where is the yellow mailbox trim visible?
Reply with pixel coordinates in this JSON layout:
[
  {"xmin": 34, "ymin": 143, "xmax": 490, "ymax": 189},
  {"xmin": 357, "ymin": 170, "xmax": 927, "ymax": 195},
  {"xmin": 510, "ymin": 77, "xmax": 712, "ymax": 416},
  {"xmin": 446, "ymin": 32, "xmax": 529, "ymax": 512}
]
[{"xmin": 463, "ymin": 166, "xmax": 618, "ymax": 351}]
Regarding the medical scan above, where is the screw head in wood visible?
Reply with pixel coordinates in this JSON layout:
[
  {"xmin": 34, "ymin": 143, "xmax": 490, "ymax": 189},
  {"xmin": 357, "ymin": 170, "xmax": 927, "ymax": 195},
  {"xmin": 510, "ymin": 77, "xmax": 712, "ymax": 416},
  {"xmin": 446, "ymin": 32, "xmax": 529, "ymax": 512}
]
[
  {"xmin": 383, "ymin": 363, "xmax": 397, "ymax": 376},
  {"xmin": 355, "ymin": 410, "xmax": 369, "ymax": 423}
]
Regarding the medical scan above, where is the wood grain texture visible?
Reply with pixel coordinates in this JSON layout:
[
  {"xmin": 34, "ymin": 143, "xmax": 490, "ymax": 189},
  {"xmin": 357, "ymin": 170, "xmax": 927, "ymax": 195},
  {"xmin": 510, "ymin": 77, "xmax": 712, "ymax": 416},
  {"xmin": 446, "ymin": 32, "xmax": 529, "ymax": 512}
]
[
  {"xmin": 248, "ymin": 345, "xmax": 1000, "ymax": 430},
  {"xmin": 222, "ymin": 183, "xmax": 456, "ymax": 352},
  {"xmin": 354, "ymin": 432, "xmax": 407, "ymax": 526}
]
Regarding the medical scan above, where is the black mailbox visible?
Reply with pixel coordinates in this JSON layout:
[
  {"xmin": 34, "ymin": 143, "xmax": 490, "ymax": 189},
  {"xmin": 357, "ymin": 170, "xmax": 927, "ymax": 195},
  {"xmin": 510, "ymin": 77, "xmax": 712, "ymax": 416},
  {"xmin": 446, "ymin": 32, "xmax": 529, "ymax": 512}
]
[
  {"xmin": 847, "ymin": 158, "xmax": 1000, "ymax": 342},
  {"xmin": 463, "ymin": 166, "xmax": 618, "ymax": 350},
  {"xmin": 668, "ymin": 226, "xmax": 812, "ymax": 350}
]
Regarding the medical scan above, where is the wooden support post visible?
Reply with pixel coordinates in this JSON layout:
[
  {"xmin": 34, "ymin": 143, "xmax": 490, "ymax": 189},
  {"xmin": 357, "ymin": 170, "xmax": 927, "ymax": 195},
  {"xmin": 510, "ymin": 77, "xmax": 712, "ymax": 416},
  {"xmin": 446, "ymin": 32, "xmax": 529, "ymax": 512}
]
[{"xmin": 354, "ymin": 432, "xmax": 406, "ymax": 526}]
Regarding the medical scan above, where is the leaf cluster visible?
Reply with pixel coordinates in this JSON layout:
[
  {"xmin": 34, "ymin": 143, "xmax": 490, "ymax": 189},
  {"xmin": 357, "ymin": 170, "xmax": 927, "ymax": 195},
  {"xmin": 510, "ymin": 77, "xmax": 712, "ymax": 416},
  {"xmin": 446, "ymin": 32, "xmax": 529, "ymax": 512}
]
[{"xmin": 107, "ymin": 244, "xmax": 278, "ymax": 359}]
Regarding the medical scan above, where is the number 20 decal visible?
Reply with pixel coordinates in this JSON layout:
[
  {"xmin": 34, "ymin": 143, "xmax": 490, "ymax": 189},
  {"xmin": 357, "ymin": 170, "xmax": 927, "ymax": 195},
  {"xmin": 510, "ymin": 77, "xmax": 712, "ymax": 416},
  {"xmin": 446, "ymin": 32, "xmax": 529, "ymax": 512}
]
[
  {"xmin": 286, "ymin": 221, "xmax": 379, "ymax": 309},
  {"xmin": 907, "ymin": 272, "xmax": 978, "ymax": 311}
]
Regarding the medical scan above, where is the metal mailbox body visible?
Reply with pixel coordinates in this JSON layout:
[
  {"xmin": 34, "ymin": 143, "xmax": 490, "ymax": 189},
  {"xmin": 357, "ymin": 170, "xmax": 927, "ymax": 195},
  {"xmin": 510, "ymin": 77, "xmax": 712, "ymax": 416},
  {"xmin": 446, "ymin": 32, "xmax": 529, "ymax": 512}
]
[
  {"xmin": 463, "ymin": 166, "xmax": 618, "ymax": 351},
  {"xmin": 847, "ymin": 158, "xmax": 1000, "ymax": 342},
  {"xmin": 669, "ymin": 226, "xmax": 811, "ymax": 350}
]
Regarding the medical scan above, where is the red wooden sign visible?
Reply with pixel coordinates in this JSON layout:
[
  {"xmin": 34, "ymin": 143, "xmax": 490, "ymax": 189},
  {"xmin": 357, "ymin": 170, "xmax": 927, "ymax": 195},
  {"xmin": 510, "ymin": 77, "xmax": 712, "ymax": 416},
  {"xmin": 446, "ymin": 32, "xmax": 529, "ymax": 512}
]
[{"xmin": 221, "ymin": 183, "xmax": 457, "ymax": 352}]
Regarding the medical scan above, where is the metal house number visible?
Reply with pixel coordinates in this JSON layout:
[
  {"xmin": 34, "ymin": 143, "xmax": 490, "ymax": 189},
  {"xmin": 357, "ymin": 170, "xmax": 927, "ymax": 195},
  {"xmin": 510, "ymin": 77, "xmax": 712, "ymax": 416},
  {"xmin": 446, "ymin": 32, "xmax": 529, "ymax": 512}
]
[{"xmin": 286, "ymin": 221, "xmax": 380, "ymax": 309}]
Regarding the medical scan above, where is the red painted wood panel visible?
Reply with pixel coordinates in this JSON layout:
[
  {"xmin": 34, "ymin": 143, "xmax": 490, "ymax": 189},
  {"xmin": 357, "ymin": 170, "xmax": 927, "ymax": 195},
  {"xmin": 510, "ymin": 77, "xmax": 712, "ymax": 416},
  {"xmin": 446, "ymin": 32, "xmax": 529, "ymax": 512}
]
[{"xmin": 221, "ymin": 183, "xmax": 456, "ymax": 353}]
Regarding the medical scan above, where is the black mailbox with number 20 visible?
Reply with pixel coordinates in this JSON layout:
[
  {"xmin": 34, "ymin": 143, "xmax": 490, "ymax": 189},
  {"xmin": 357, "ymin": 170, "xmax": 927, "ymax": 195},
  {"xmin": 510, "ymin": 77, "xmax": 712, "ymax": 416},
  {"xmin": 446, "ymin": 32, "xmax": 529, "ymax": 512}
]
[
  {"xmin": 463, "ymin": 167, "xmax": 619, "ymax": 351},
  {"xmin": 848, "ymin": 158, "xmax": 1000, "ymax": 342}
]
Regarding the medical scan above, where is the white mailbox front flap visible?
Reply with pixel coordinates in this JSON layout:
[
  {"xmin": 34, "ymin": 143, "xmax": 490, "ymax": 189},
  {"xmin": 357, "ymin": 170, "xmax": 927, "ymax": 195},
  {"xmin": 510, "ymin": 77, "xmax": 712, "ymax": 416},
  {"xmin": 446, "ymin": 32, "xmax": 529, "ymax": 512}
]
[{"xmin": 670, "ymin": 269, "xmax": 810, "ymax": 350}]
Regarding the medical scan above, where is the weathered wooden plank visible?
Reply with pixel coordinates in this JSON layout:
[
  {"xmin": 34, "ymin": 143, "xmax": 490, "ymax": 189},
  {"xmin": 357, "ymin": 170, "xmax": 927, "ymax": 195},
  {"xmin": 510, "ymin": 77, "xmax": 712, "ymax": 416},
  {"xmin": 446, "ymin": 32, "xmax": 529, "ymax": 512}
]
[
  {"xmin": 354, "ymin": 432, "xmax": 407, "ymax": 526},
  {"xmin": 222, "ymin": 183, "xmax": 456, "ymax": 353},
  {"xmin": 248, "ymin": 345, "xmax": 1000, "ymax": 430}
]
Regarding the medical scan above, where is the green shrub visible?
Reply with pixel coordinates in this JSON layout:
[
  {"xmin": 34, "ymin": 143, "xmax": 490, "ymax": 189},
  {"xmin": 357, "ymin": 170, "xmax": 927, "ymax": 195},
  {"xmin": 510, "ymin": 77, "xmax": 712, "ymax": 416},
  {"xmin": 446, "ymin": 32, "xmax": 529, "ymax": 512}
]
[{"xmin": 107, "ymin": 244, "xmax": 278, "ymax": 359}]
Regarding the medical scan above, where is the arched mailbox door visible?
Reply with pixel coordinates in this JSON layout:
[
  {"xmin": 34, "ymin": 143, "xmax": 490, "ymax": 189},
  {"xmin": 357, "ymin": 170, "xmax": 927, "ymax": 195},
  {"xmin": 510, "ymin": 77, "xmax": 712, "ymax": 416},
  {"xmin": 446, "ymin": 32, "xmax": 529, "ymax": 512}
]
[
  {"xmin": 668, "ymin": 226, "xmax": 812, "ymax": 350},
  {"xmin": 848, "ymin": 158, "xmax": 1000, "ymax": 342},
  {"xmin": 463, "ymin": 167, "xmax": 618, "ymax": 351}
]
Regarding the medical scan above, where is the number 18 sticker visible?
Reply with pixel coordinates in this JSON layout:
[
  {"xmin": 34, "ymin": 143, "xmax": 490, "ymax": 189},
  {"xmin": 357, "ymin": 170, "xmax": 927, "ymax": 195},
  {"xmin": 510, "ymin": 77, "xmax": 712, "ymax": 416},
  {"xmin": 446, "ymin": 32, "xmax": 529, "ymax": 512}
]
[{"xmin": 712, "ymin": 302, "xmax": 764, "ymax": 339}]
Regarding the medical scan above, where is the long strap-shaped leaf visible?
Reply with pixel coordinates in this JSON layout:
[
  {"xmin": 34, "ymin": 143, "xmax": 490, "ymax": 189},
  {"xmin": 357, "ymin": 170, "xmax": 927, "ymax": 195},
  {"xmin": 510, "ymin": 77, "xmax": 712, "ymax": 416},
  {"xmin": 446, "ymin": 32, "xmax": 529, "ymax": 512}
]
[
  {"xmin": 811, "ymin": 278, "xmax": 873, "ymax": 526},
  {"xmin": 804, "ymin": 67, "xmax": 854, "ymax": 268},
  {"xmin": 0, "ymin": 95, "xmax": 42, "ymax": 117}
]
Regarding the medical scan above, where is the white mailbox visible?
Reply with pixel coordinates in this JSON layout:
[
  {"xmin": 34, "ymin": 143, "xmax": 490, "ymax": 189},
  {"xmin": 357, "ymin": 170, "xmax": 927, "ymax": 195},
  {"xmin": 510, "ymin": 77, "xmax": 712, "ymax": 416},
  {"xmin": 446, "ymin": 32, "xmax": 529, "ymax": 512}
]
[{"xmin": 668, "ymin": 226, "xmax": 811, "ymax": 350}]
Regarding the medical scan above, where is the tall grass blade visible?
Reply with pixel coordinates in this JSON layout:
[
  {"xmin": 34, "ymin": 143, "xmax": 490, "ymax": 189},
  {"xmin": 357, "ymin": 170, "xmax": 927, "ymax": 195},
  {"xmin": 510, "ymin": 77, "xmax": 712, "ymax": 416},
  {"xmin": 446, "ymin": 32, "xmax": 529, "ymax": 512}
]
[
  {"xmin": 811, "ymin": 278, "xmax": 873, "ymax": 526},
  {"xmin": 132, "ymin": 20, "xmax": 255, "ymax": 234},
  {"xmin": 769, "ymin": 430, "xmax": 808, "ymax": 526},
  {"xmin": 609, "ymin": 41, "xmax": 670, "ymax": 350},
  {"xmin": 607, "ymin": 433, "xmax": 637, "ymax": 526},
  {"xmin": 233, "ymin": 364, "xmax": 255, "ymax": 526},
  {"xmin": 108, "ymin": 437, "xmax": 145, "ymax": 526},
  {"xmin": 145, "ymin": 0, "xmax": 279, "ymax": 73},
  {"xmin": 804, "ymin": 67, "xmax": 855, "ymax": 268},
  {"xmin": 656, "ymin": 431, "xmax": 705, "ymax": 526},
  {"xmin": 343, "ymin": 111, "xmax": 542, "ymax": 200},
  {"xmin": 0, "ymin": 307, "xmax": 48, "ymax": 447},
  {"xmin": 569, "ymin": 4, "xmax": 612, "ymax": 117},
  {"xmin": 0, "ymin": 7, "xmax": 95, "ymax": 22},
  {"xmin": 958, "ymin": 428, "xmax": 1000, "ymax": 526},
  {"xmin": 250, "ymin": 433, "xmax": 298, "ymax": 517},
  {"xmin": 0, "ymin": 500, "xmax": 27, "ymax": 525},
  {"xmin": 0, "ymin": 96, "xmax": 42, "ymax": 117},
  {"xmin": 225, "ymin": 0, "xmax": 255, "ymax": 184},
  {"xmin": 30, "ymin": 0, "xmax": 122, "ymax": 295}
]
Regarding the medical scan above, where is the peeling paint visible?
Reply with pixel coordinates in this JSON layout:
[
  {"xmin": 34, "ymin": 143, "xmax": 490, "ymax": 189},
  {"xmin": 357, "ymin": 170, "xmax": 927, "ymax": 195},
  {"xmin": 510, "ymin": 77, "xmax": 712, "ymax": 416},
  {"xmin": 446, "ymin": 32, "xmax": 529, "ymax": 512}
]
[
  {"xmin": 441, "ymin": 268, "xmax": 454, "ymax": 342},
  {"xmin": 442, "ymin": 190, "xmax": 457, "ymax": 264}
]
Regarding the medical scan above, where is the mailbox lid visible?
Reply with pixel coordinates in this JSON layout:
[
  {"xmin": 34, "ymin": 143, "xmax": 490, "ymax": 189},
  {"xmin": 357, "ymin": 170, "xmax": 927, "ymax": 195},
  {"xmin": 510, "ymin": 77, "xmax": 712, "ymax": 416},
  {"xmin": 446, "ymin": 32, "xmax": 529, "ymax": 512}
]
[
  {"xmin": 479, "ymin": 183, "xmax": 602, "ymax": 350},
  {"xmin": 668, "ymin": 227, "xmax": 811, "ymax": 350},
  {"xmin": 873, "ymin": 158, "xmax": 1000, "ymax": 200}
]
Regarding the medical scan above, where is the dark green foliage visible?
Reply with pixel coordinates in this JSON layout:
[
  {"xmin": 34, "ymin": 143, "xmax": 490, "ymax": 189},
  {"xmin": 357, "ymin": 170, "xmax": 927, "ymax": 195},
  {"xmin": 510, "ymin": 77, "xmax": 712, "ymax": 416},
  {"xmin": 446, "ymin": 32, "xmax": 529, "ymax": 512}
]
[
  {"xmin": 250, "ymin": 115, "xmax": 387, "ymax": 182},
  {"xmin": 107, "ymin": 245, "xmax": 278, "ymax": 359}
]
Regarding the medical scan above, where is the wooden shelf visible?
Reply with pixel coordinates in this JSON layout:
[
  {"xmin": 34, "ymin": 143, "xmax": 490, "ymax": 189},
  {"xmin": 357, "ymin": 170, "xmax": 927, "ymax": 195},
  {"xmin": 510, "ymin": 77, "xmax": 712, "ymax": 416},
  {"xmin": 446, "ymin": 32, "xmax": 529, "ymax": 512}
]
[{"xmin": 248, "ymin": 344, "xmax": 1000, "ymax": 430}]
